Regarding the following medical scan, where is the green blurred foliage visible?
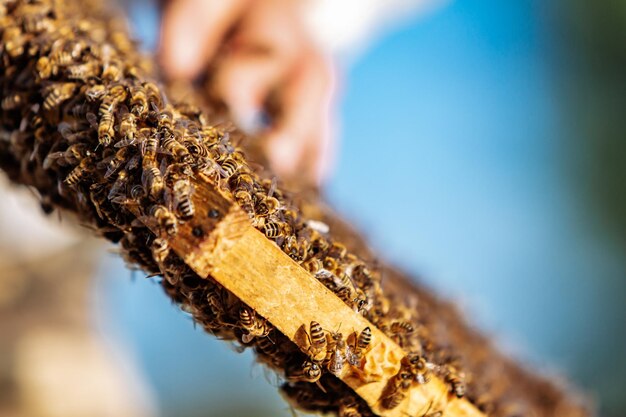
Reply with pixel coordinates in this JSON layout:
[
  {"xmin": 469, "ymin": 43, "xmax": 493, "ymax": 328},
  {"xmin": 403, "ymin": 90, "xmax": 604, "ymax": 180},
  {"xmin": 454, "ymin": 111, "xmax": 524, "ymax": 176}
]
[
  {"xmin": 558, "ymin": 0, "xmax": 626, "ymax": 247},
  {"xmin": 555, "ymin": 2, "xmax": 626, "ymax": 416}
]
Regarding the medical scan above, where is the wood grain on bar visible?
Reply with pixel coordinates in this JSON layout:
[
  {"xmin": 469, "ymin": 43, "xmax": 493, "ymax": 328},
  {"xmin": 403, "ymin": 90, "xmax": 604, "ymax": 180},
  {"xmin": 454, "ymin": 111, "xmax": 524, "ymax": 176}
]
[{"xmin": 137, "ymin": 174, "xmax": 484, "ymax": 417}]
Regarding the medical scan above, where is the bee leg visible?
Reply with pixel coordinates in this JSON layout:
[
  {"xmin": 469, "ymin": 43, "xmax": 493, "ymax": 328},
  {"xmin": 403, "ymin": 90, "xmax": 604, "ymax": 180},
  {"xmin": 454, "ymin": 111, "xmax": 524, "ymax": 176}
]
[{"xmin": 315, "ymin": 379, "xmax": 327, "ymax": 393}]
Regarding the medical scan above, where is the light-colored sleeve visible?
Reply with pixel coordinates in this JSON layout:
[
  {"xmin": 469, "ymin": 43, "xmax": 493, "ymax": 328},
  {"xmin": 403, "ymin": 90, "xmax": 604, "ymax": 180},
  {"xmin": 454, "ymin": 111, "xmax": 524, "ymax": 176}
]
[{"xmin": 302, "ymin": 0, "xmax": 447, "ymax": 57}]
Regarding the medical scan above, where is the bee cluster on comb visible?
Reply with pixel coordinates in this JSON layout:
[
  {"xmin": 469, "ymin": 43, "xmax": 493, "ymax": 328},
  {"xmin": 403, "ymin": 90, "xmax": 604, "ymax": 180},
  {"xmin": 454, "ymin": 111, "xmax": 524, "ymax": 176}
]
[{"xmin": 0, "ymin": 1, "xmax": 591, "ymax": 416}]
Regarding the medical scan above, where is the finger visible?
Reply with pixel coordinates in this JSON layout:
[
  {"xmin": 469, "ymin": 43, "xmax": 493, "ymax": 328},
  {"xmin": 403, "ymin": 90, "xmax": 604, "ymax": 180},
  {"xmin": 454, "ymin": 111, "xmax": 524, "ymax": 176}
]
[
  {"xmin": 212, "ymin": 0, "xmax": 304, "ymax": 132},
  {"xmin": 213, "ymin": 51, "xmax": 295, "ymax": 133},
  {"xmin": 159, "ymin": 0, "xmax": 247, "ymax": 79},
  {"xmin": 264, "ymin": 51, "xmax": 335, "ymax": 185}
]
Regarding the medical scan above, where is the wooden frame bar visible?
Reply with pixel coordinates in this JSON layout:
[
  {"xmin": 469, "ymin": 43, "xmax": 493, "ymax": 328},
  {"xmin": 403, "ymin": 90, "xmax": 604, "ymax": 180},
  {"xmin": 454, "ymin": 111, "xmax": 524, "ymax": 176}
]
[{"xmin": 135, "ymin": 173, "xmax": 484, "ymax": 417}]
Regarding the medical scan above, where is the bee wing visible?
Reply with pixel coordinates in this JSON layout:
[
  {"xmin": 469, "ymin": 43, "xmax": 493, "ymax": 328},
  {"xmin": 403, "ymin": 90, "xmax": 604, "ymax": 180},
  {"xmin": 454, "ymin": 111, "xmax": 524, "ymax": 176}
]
[
  {"xmin": 241, "ymin": 333, "xmax": 255, "ymax": 344},
  {"xmin": 19, "ymin": 115, "xmax": 30, "ymax": 132},
  {"xmin": 137, "ymin": 129, "xmax": 149, "ymax": 154},
  {"xmin": 125, "ymin": 154, "xmax": 140, "ymax": 171},
  {"xmin": 315, "ymin": 269, "xmax": 334, "ymax": 283},
  {"xmin": 212, "ymin": 161, "xmax": 228, "ymax": 178},
  {"xmin": 114, "ymin": 137, "xmax": 136, "ymax": 148},
  {"xmin": 267, "ymin": 176, "xmax": 277, "ymax": 199},
  {"xmin": 347, "ymin": 350, "xmax": 360, "ymax": 366},
  {"xmin": 118, "ymin": 103, "xmax": 130, "ymax": 116},
  {"xmin": 43, "ymin": 151, "xmax": 66, "ymax": 169},
  {"xmin": 85, "ymin": 112, "xmax": 98, "ymax": 128},
  {"xmin": 58, "ymin": 121, "xmax": 74, "ymax": 140},
  {"xmin": 137, "ymin": 214, "xmax": 159, "ymax": 230}
]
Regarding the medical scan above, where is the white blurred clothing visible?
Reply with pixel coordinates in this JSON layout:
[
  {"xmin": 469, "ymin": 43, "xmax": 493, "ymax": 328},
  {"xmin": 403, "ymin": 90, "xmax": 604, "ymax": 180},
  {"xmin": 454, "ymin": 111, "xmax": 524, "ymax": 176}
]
[{"xmin": 303, "ymin": 0, "xmax": 447, "ymax": 59}]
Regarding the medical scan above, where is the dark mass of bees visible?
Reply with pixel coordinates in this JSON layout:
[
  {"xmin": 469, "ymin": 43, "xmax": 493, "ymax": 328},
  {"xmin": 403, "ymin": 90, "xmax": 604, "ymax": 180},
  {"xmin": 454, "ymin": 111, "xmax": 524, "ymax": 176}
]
[{"xmin": 0, "ymin": 1, "xmax": 591, "ymax": 416}]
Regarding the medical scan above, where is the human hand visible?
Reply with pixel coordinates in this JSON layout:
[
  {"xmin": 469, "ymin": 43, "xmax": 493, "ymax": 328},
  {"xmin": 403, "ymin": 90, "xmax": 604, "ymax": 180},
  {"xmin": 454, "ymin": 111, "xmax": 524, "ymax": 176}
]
[{"xmin": 159, "ymin": 0, "xmax": 335, "ymax": 185}]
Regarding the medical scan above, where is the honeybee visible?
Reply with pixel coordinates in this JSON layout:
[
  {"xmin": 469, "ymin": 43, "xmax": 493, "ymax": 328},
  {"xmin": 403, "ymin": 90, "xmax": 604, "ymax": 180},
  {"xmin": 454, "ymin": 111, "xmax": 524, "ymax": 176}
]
[
  {"xmin": 352, "ymin": 290, "xmax": 370, "ymax": 314},
  {"xmin": 328, "ymin": 242, "xmax": 348, "ymax": 259},
  {"xmin": 66, "ymin": 62, "xmax": 99, "ymax": 81},
  {"xmin": 286, "ymin": 360, "xmax": 322, "ymax": 384},
  {"xmin": 302, "ymin": 258, "xmax": 323, "ymax": 274},
  {"xmin": 140, "ymin": 128, "xmax": 158, "ymax": 166},
  {"xmin": 118, "ymin": 111, "xmax": 137, "ymax": 144},
  {"xmin": 282, "ymin": 208, "xmax": 299, "ymax": 225},
  {"xmin": 390, "ymin": 321, "xmax": 414, "ymax": 335},
  {"xmin": 254, "ymin": 194, "xmax": 280, "ymax": 218},
  {"xmin": 323, "ymin": 256, "xmax": 339, "ymax": 273},
  {"xmin": 21, "ymin": 8, "xmax": 52, "ymax": 33},
  {"xmin": 35, "ymin": 56, "xmax": 53, "ymax": 79},
  {"xmin": 443, "ymin": 365, "xmax": 466, "ymax": 399},
  {"xmin": 219, "ymin": 157, "xmax": 240, "ymax": 178},
  {"xmin": 43, "ymin": 144, "xmax": 88, "ymax": 169},
  {"xmin": 402, "ymin": 354, "xmax": 430, "ymax": 385},
  {"xmin": 109, "ymin": 84, "xmax": 128, "ymax": 103},
  {"xmin": 103, "ymin": 147, "xmax": 129, "ymax": 178},
  {"xmin": 350, "ymin": 264, "xmax": 373, "ymax": 285},
  {"xmin": 43, "ymin": 82, "xmax": 76, "ymax": 111},
  {"xmin": 239, "ymin": 306, "xmax": 271, "ymax": 343},
  {"xmin": 1, "ymin": 92, "xmax": 27, "ymax": 110},
  {"xmin": 309, "ymin": 234, "xmax": 330, "ymax": 257},
  {"xmin": 336, "ymin": 286, "xmax": 362, "ymax": 311},
  {"xmin": 130, "ymin": 84, "xmax": 148, "ymax": 117},
  {"xmin": 205, "ymin": 286, "xmax": 226, "ymax": 319},
  {"xmin": 149, "ymin": 205, "xmax": 178, "ymax": 236},
  {"xmin": 254, "ymin": 332, "xmax": 277, "ymax": 354},
  {"xmin": 64, "ymin": 157, "xmax": 93, "ymax": 187},
  {"xmin": 171, "ymin": 178, "xmax": 195, "ymax": 219},
  {"xmin": 264, "ymin": 221, "xmax": 286, "ymax": 239},
  {"xmin": 303, "ymin": 321, "xmax": 327, "ymax": 362},
  {"xmin": 98, "ymin": 109, "xmax": 115, "ymax": 147},
  {"xmin": 3, "ymin": 27, "xmax": 25, "ymax": 58},
  {"xmin": 85, "ymin": 84, "xmax": 106, "ymax": 102},
  {"xmin": 67, "ymin": 39, "xmax": 86, "ymax": 60},
  {"xmin": 229, "ymin": 171, "xmax": 255, "ymax": 193},
  {"xmin": 282, "ymin": 236, "xmax": 308, "ymax": 262},
  {"xmin": 325, "ymin": 331, "xmax": 347, "ymax": 376},
  {"xmin": 380, "ymin": 367, "xmax": 413, "ymax": 410},
  {"xmin": 161, "ymin": 133, "xmax": 190, "ymax": 161},
  {"xmin": 102, "ymin": 61, "xmax": 123, "ymax": 82},
  {"xmin": 184, "ymin": 137, "xmax": 211, "ymax": 159},
  {"xmin": 348, "ymin": 327, "xmax": 372, "ymax": 366},
  {"xmin": 157, "ymin": 109, "xmax": 174, "ymax": 128},
  {"xmin": 142, "ymin": 165, "xmax": 164, "ymax": 199},
  {"xmin": 381, "ymin": 385, "xmax": 406, "ymax": 410},
  {"xmin": 234, "ymin": 189, "xmax": 254, "ymax": 214},
  {"xmin": 49, "ymin": 44, "xmax": 73, "ymax": 67},
  {"xmin": 107, "ymin": 169, "xmax": 129, "ymax": 203},
  {"xmin": 144, "ymin": 81, "xmax": 162, "ymax": 108},
  {"xmin": 151, "ymin": 237, "xmax": 170, "ymax": 266}
]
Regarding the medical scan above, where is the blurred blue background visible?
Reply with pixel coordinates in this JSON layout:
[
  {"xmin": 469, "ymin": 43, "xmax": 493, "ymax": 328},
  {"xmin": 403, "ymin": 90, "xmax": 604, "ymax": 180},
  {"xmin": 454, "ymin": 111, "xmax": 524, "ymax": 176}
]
[{"xmin": 96, "ymin": 1, "xmax": 626, "ymax": 416}]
